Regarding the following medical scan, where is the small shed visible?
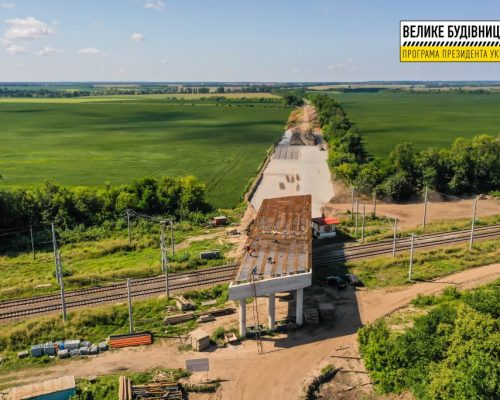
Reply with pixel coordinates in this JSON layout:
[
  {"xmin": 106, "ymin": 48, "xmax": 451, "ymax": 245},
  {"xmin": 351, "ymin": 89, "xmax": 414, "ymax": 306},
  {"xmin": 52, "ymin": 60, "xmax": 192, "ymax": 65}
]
[
  {"xmin": 190, "ymin": 328, "xmax": 210, "ymax": 351},
  {"xmin": 212, "ymin": 216, "xmax": 227, "ymax": 226},
  {"xmin": 7, "ymin": 375, "xmax": 76, "ymax": 400},
  {"xmin": 311, "ymin": 217, "xmax": 340, "ymax": 239}
]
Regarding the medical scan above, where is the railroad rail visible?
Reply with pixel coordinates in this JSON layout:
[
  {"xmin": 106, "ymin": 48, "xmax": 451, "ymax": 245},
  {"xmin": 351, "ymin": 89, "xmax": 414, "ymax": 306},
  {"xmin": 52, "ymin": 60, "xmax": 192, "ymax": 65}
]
[
  {"xmin": 313, "ymin": 224, "xmax": 500, "ymax": 267},
  {"xmin": 1, "ymin": 225, "xmax": 498, "ymax": 322},
  {"xmin": 0, "ymin": 264, "xmax": 238, "ymax": 321}
]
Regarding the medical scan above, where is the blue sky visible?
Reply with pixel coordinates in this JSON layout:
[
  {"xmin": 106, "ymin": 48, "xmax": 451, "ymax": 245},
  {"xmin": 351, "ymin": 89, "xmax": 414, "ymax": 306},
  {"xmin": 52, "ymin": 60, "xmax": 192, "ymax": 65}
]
[{"xmin": 0, "ymin": 0, "xmax": 499, "ymax": 82}]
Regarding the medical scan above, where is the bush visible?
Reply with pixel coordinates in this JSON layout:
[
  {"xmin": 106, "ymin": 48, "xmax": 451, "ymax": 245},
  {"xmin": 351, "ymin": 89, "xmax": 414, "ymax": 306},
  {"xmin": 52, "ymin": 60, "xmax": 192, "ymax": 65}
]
[
  {"xmin": 210, "ymin": 326, "xmax": 225, "ymax": 343},
  {"xmin": 0, "ymin": 176, "xmax": 211, "ymax": 237},
  {"xmin": 359, "ymin": 282, "xmax": 500, "ymax": 399}
]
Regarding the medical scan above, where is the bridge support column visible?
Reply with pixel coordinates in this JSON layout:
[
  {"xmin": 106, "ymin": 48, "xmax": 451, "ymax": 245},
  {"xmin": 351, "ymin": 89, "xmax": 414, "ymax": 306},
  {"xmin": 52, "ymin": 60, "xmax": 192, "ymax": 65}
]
[
  {"xmin": 268, "ymin": 293, "xmax": 275, "ymax": 330},
  {"xmin": 296, "ymin": 288, "xmax": 303, "ymax": 326},
  {"xmin": 239, "ymin": 298, "xmax": 247, "ymax": 337}
]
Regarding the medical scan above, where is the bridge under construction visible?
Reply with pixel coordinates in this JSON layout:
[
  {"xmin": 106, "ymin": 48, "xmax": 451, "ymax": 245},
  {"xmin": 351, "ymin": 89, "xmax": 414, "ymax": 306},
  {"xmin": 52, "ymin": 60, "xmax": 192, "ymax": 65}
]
[{"xmin": 229, "ymin": 195, "xmax": 313, "ymax": 336}]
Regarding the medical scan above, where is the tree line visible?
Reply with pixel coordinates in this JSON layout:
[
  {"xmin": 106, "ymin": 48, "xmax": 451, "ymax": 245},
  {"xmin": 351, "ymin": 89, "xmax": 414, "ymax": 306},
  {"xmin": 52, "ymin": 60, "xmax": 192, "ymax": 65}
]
[
  {"xmin": 0, "ymin": 84, "xmax": 301, "ymax": 98},
  {"xmin": 0, "ymin": 176, "xmax": 210, "ymax": 232},
  {"xmin": 308, "ymin": 93, "xmax": 500, "ymax": 200},
  {"xmin": 359, "ymin": 283, "xmax": 499, "ymax": 399}
]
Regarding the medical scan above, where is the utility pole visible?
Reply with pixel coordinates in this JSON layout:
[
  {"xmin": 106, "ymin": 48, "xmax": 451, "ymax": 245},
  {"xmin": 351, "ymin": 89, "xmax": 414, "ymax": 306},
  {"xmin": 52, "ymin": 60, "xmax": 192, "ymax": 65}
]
[
  {"xmin": 29, "ymin": 225, "xmax": 35, "ymax": 260},
  {"xmin": 51, "ymin": 223, "xmax": 59, "ymax": 285},
  {"xmin": 372, "ymin": 192, "xmax": 377, "ymax": 218},
  {"xmin": 361, "ymin": 205, "xmax": 366, "ymax": 243},
  {"xmin": 469, "ymin": 196, "xmax": 478, "ymax": 251},
  {"xmin": 126, "ymin": 210, "xmax": 132, "ymax": 244},
  {"xmin": 57, "ymin": 251, "xmax": 67, "ymax": 322},
  {"xmin": 355, "ymin": 201, "xmax": 359, "ymax": 237},
  {"xmin": 170, "ymin": 219, "xmax": 175, "ymax": 256},
  {"xmin": 161, "ymin": 222, "xmax": 170, "ymax": 299},
  {"xmin": 392, "ymin": 218, "xmax": 398, "ymax": 258},
  {"xmin": 408, "ymin": 234, "xmax": 415, "ymax": 281},
  {"xmin": 422, "ymin": 187, "xmax": 429, "ymax": 230},
  {"xmin": 351, "ymin": 188, "xmax": 355, "ymax": 220},
  {"xmin": 127, "ymin": 278, "xmax": 133, "ymax": 334}
]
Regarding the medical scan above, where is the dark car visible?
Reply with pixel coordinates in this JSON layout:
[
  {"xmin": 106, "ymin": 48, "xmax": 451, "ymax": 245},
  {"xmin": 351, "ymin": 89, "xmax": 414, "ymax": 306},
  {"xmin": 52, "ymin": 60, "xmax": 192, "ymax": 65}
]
[
  {"xmin": 344, "ymin": 274, "xmax": 363, "ymax": 287},
  {"xmin": 326, "ymin": 275, "xmax": 347, "ymax": 289}
]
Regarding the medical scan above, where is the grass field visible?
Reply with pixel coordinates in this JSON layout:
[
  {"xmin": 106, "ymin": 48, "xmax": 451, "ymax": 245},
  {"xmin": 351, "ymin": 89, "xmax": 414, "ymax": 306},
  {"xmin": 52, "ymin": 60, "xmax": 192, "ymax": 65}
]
[
  {"xmin": 331, "ymin": 92, "xmax": 500, "ymax": 157},
  {"xmin": 0, "ymin": 229, "xmax": 233, "ymax": 301},
  {"xmin": 0, "ymin": 96, "xmax": 289, "ymax": 208},
  {"xmin": 314, "ymin": 239, "xmax": 499, "ymax": 289}
]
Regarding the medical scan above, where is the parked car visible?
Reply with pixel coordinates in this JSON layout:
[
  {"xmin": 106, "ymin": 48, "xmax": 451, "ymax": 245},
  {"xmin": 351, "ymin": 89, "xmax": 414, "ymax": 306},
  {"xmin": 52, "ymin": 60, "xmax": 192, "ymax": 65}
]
[
  {"xmin": 326, "ymin": 275, "xmax": 347, "ymax": 289},
  {"xmin": 344, "ymin": 274, "xmax": 363, "ymax": 287}
]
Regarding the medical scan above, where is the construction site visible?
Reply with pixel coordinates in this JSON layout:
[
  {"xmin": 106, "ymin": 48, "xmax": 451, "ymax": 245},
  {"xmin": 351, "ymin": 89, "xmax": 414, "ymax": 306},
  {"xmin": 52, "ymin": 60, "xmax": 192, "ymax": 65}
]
[
  {"xmin": 0, "ymin": 101, "xmax": 499, "ymax": 400},
  {"xmin": 229, "ymin": 195, "xmax": 313, "ymax": 338}
]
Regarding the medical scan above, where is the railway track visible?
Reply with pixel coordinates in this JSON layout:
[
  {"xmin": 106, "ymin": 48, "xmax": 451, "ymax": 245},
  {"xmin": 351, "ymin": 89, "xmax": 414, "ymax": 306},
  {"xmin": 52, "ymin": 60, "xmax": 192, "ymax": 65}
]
[
  {"xmin": 313, "ymin": 224, "xmax": 500, "ymax": 267},
  {"xmin": 0, "ymin": 264, "xmax": 238, "ymax": 321},
  {"xmin": 1, "ymin": 225, "xmax": 498, "ymax": 322}
]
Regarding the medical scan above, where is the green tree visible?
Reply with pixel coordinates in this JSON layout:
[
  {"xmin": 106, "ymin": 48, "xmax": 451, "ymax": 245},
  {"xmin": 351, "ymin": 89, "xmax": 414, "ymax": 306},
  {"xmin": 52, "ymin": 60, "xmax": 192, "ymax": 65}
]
[
  {"xmin": 355, "ymin": 162, "xmax": 384, "ymax": 195},
  {"xmin": 381, "ymin": 171, "xmax": 416, "ymax": 200},
  {"xmin": 426, "ymin": 305, "xmax": 499, "ymax": 400},
  {"xmin": 281, "ymin": 91, "xmax": 304, "ymax": 107},
  {"xmin": 470, "ymin": 134, "xmax": 500, "ymax": 193}
]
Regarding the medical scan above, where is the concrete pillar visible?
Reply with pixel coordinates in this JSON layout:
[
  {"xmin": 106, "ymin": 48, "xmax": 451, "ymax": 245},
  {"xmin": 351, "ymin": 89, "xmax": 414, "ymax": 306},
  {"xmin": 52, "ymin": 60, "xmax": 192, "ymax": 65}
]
[
  {"xmin": 268, "ymin": 293, "xmax": 275, "ymax": 330},
  {"xmin": 239, "ymin": 298, "xmax": 247, "ymax": 337},
  {"xmin": 296, "ymin": 288, "xmax": 303, "ymax": 326}
]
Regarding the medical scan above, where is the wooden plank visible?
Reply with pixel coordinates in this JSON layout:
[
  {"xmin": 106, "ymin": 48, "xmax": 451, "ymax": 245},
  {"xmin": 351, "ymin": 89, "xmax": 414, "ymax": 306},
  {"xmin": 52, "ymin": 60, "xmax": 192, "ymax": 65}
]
[{"xmin": 331, "ymin": 355, "xmax": 362, "ymax": 360}]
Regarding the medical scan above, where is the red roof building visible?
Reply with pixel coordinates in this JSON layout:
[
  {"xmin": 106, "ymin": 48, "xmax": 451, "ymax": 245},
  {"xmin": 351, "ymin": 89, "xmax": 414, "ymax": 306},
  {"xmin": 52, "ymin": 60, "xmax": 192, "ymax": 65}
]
[{"xmin": 311, "ymin": 217, "xmax": 340, "ymax": 239}]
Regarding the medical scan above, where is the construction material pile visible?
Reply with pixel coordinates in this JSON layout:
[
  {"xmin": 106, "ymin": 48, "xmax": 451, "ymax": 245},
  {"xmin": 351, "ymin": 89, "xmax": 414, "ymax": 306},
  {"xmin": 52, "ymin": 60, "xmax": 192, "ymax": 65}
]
[
  {"xmin": 190, "ymin": 328, "xmax": 210, "ymax": 351},
  {"xmin": 20, "ymin": 339, "xmax": 108, "ymax": 360},
  {"xmin": 109, "ymin": 332, "xmax": 153, "ymax": 349},
  {"xmin": 119, "ymin": 375, "xmax": 183, "ymax": 400},
  {"xmin": 175, "ymin": 296, "xmax": 195, "ymax": 311},
  {"xmin": 290, "ymin": 128, "xmax": 317, "ymax": 146},
  {"xmin": 303, "ymin": 307, "xmax": 320, "ymax": 325},
  {"xmin": 318, "ymin": 303, "xmax": 336, "ymax": 320},
  {"xmin": 164, "ymin": 307, "xmax": 235, "ymax": 326}
]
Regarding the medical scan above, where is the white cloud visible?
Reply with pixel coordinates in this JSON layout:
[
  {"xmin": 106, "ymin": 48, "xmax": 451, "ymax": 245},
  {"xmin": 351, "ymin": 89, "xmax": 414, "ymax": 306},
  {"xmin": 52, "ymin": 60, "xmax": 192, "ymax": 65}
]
[
  {"xmin": 144, "ymin": 0, "xmax": 165, "ymax": 10},
  {"xmin": 78, "ymin": 47, "xmax": 103, "ymax": 55},
  {"xmin": 4, "ymin": 17, "xmax": 53, "ymax": 40},
  {"xmin": 160, "ymin": 59, "xmax": 167, "ymax": 64},
  {"xmin": 326, "ymin": 58, "xmax": 354, "ymax": 70},
  {"xmin": 0, "ymin": 3, "xmax": 15, "ymax": 8},
  {"xmin": 38, "ymin": 46, "xmax": 62, "ymax": 56},
  {"xmin": 130, "ymin": 32, "xmax": 144, "ymax": 42},
  {"xmin": 6, "ymin": 44, "xmax": 27, "ymax": 55}
]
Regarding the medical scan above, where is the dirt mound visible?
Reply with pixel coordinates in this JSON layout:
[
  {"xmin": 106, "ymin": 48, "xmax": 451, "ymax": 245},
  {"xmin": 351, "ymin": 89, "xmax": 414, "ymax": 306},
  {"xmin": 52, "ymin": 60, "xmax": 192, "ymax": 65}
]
[
  {"xmin": 290, "ymin": 128, "xmax": 317, "ymax": 146},
  {"xmin": 287, "ymin": 105, "xmax": 321, "ymax": 146}
]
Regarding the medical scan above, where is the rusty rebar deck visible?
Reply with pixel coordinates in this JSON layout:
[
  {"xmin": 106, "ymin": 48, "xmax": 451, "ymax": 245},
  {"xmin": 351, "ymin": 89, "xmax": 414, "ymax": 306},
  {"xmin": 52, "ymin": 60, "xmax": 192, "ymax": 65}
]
[{"xmin": 235, "ymin": 195, "xmax": 312, "ymax": 283}]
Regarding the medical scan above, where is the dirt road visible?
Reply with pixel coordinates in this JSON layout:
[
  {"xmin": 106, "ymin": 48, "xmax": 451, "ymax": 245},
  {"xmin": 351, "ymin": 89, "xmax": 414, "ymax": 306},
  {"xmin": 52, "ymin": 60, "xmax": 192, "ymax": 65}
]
[
  {"xmin": 3, "ymin": 263, "xmax": 498, "ymax": 398},
  {"xmin": 250, "ymin": 103, "xmax": 334, "ymax": 217}
]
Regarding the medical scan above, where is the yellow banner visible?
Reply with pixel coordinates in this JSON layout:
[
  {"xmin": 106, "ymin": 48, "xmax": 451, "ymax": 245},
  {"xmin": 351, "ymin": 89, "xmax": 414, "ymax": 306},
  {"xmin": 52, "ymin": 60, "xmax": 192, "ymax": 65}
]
[{"xmin": 400, "ymin": 46, "xmax": 500, "ymax": 62}]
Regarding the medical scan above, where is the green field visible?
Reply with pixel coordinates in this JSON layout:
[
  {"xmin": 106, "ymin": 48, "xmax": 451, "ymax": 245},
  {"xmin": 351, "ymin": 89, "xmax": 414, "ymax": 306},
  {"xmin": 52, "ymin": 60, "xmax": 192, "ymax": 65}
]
[
  {"xmin": 331, "ymin": 92, "xmax": 500, "ymax": 157},
  {"xmin": 0, "ymin": 96, "xmax": 289, "ymax": 208}
]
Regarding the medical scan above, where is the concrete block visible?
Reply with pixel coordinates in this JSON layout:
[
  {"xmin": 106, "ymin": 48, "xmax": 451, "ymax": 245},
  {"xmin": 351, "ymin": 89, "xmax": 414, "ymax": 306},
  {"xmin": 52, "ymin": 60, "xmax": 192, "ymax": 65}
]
[{"xmin": 57, "ymin": 349, "xmax": 69, "ymax": 359}]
